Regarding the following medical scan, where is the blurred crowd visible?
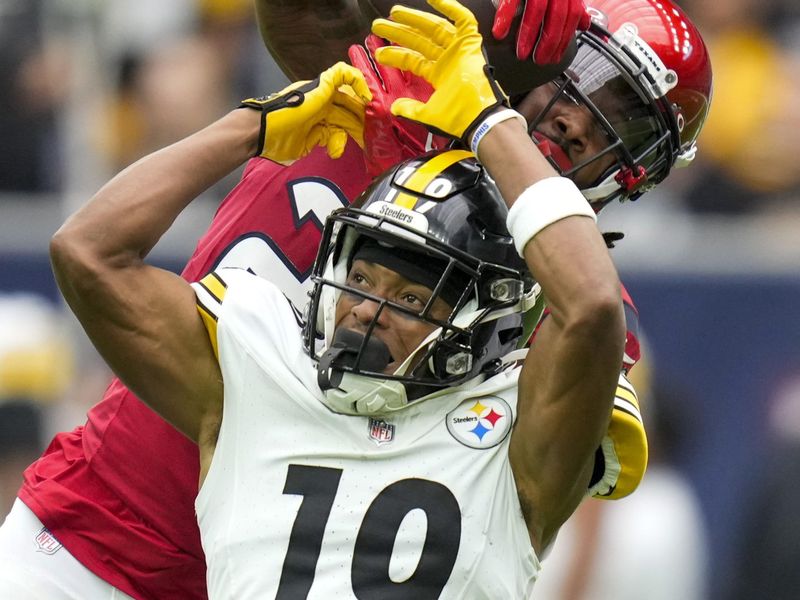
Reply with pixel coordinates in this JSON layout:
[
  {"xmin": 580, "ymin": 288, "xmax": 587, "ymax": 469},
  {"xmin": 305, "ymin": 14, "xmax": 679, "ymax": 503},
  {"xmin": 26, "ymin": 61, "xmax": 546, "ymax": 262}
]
[
  {"xmin": 1, "ymin": 1, "xmax": 800, "ymax": 599},
  {"xmin": 0, "ymin": 0, "xmax": 285, "ymax": 198},
  {"xmin": 3, "ymin": 0, "xmax": 800, "ymax": 214}
]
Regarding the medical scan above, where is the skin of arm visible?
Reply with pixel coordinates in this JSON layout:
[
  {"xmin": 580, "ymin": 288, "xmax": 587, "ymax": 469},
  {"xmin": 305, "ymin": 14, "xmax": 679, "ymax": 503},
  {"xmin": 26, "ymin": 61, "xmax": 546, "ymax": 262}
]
[
  {"xmin": 477, "ymin": 117, "xmax": 626, "ymax": 554},
  {"xmin": 50, "ymin": 109, "xmax": 260, "ymax": 453},
  {"xmin": 50, "ymin": 59, "xmax": 368, "ymax": 483}
]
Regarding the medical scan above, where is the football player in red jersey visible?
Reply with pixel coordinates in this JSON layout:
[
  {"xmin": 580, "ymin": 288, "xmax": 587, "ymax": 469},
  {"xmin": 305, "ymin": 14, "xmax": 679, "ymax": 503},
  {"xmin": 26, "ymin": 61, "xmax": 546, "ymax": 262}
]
[{"xmin": 0, "ymin": 0, "xmax": 710, "ymax": 597}]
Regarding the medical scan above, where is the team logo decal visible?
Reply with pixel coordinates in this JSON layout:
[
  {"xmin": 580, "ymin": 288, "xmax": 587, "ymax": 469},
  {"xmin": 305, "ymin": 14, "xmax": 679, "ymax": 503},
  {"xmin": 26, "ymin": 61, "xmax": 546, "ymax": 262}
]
[
  {"xmin": 446, "ymin": 396, "xmax": 513, "ymax": 449},
  {"xmin": 34, "ymin": 527, "xmax": 62, "ymax": 555},
  {"xmin": 368, "ymin": 417, "xmax": 396, "ymax": 446}
]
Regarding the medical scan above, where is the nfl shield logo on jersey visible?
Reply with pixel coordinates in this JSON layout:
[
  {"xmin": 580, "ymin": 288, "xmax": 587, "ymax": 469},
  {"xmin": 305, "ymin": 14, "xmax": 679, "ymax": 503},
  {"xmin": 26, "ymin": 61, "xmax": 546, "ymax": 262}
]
[
  {"xmin": 34, "ymin": 527, "xmax": 62, "ymax": 555},
  {"xmin": 368, "ymin": 418, "xmax": 395, "ymax": 446}
]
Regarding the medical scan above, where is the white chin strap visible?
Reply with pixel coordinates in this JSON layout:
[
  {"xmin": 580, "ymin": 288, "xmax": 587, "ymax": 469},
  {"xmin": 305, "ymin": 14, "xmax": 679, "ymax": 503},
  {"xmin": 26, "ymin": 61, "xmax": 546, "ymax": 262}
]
[
  {"xmin": 323, "ymin": 374, "xmax": 410, "ymax": 415},
  {"xmin": 581, "ymin": 171, "xmax": 624, "ymax": 203},
  {"xmin": 674, "ymin": 144, "xmax": 697, "ymax": 169},
  {"xmin": 581, "ymin": 142, "xmax": 698, "ymax": 205}
]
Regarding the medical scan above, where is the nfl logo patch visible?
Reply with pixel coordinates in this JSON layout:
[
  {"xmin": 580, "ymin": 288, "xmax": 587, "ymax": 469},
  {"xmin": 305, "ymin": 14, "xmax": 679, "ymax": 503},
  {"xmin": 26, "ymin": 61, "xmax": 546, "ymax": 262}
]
[
  {"xmin": 34, "ymin": 527, "xmax": 62, "ymax": 555},
  {"xmin": 368, "ymin": 418, "xmax": 395, "ymax": 446}
]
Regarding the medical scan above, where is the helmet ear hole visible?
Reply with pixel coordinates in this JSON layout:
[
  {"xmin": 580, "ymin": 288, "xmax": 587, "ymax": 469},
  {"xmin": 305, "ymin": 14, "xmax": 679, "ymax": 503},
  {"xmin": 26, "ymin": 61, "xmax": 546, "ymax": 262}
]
[{"xmin": 498, "ymin": 326, "xmax": 523, "ymax": 346}]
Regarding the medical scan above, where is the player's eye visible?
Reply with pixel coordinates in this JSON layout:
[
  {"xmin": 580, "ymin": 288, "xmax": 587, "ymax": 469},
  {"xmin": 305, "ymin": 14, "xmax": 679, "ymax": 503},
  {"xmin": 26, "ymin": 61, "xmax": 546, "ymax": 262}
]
[
  {"xmin": 347, "ymin": 271, "xmax": 369, "ymax": 288},
  {"xmin": 399, "ymin": 292, "xmax": 425, "ymax": 308}
]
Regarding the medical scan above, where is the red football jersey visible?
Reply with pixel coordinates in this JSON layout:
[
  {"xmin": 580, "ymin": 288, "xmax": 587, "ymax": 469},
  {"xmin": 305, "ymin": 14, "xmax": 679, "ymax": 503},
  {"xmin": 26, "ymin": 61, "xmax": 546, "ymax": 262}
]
[{"xmin": 19, "ymin": 143, "xmax": 372, "ymax": 600}]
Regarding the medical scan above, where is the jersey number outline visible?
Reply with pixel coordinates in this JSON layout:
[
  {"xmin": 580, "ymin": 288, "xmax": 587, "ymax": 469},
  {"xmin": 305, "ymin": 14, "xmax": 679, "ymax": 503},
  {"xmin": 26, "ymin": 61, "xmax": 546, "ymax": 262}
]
[
  {"xmin": 276, "ymin": 464, "xmax": 461, "ymax": 599},
  {"xmin": 209, "ymin": 177, "xmax": 348, "ymax": 308}
]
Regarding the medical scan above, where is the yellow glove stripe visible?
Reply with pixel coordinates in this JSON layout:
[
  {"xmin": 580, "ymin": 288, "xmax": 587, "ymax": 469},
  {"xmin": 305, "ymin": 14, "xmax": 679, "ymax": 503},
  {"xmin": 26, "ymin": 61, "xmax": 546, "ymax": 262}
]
[{"xmin": 393, "ymin": 150, "xmax": 473, "ymax": 208}]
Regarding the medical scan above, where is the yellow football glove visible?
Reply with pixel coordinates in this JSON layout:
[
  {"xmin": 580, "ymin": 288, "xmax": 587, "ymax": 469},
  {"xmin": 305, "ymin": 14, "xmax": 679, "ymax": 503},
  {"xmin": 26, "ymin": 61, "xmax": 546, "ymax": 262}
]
[
  {"xmin": 240, "ymin": 61, "xmax": 372, "ymax": 164},
  {"xmin": 371, "ymin": 0, "xmax": 510, "ymax": 146}
]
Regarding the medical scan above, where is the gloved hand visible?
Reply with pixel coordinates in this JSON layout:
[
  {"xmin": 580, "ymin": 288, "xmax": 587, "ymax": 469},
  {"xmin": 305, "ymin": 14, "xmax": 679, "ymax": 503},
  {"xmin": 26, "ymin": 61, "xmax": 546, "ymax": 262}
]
[
  {"xmin": 371, "ymin": 0, "xmax": 511, "ymax": 146},
  {"xmin": 240, "ymin": 61, "xmax": 372, "ymax": 164},
  {"xmin": 491, "ymin": 0, "xmax": 592, "ymax": 64},
  {"xmin": 348, "ymin": 34, "xmax": 449, "ymax": 177}
]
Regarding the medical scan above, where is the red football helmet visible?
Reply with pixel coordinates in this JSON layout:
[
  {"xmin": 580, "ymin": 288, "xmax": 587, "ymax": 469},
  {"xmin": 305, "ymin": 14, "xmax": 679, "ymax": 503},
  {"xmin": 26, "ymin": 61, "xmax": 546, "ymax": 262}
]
[
  {"xmin": 260, "ymin": 0, "xmax": 712, "ymax": 208},
  {"xmin": 359, "ymin": 0, "xmax": 712, "ymax": 207},
  {"xmin": 524, "ymin": 0, "xmax": 713, "ymax": 207}
]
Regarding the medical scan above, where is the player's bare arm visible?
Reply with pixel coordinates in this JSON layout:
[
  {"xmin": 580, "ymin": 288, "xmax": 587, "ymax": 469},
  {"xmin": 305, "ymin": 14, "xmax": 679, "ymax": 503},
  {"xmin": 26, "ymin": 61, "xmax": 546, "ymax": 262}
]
[
  {"xmin": 50, "ymin": 64, "xmax": 371, "ymax": 449},
  {"xmin": 481, "ymin": 121, "xmax": 624, "ymax": 552},
  {"xmin": 50, "ymin": 109, "xmax": 260, "ymax": 444},
  {"xmin": 373, "ymin": 0, "xmax": 624, "ymax": 553}
]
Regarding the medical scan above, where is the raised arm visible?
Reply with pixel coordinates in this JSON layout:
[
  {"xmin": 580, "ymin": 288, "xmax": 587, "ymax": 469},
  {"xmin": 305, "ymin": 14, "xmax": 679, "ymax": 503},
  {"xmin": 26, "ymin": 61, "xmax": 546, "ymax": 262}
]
[
  {"xmin": 482, "ymin": 123, "xmax": 624, "ymax": 551},
  {"xmin": 50, "ymin": 64, "xmax": 370, "ymax": 443},
  {"xmin": 50, "ymin": 110, "xmax": 255, "ymax": 442},
  {"xmin": 373, "ymin": 0, "xmax": 624, "ymax": 552}
]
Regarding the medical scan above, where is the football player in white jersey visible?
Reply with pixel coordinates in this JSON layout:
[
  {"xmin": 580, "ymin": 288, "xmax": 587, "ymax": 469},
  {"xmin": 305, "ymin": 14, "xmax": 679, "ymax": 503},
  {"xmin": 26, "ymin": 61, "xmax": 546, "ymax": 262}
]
[{"xmin": 46, "ymin": 0, "xmax": 709, "ymax": 596}]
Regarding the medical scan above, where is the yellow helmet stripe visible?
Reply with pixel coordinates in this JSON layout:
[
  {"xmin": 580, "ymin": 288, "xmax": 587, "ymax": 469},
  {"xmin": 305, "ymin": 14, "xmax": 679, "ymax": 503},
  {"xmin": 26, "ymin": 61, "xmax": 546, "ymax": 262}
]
[{"xmin": 393, "ymin": 150, "xmax": 474, "ymax": 209}]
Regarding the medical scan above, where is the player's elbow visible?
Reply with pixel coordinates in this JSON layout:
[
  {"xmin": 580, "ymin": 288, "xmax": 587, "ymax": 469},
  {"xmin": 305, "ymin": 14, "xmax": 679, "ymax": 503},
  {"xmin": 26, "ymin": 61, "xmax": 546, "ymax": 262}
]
[
  {"xmin": 50, "ymin": 222, "xmax": 108, "ymax": 302},
  {"xmin": 564, "ymin": 284, "xmax": 626, "ymax": 352}
]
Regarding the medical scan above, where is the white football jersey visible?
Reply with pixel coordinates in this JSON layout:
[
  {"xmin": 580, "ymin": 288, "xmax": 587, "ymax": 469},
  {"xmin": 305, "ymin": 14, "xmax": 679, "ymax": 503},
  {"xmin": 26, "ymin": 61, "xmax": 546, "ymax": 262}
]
[{"xmin": 192, "ymin": 268, "xmax": 540, "ymax": 599}]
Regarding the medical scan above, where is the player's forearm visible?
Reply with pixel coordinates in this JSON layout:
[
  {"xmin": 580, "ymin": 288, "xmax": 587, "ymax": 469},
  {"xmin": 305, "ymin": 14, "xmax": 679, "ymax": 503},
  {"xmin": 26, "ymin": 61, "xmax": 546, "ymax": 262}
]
[
  {"xmin": 481, "ymin": 118, "xmax": 624, "ymax": 442},
  {"xmin": 478, "ymin": 119, "xmax": 623, "ymax": 326},
  {"xmin": 476, "ymin": 118, "xmax": 558, "ymax": 202},
  {"xmin": 482, "ymin": 118, "xmax": 625, "ymax": 551},
  {"xmin": 52, "ymin": 109, "xmax": 259, "ymax": 270}
]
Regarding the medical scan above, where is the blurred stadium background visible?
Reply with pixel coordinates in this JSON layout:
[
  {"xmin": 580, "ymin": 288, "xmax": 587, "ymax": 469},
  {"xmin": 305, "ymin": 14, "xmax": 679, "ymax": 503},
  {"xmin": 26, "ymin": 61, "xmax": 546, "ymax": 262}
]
[{"xmin": 1, "ymin": 0, "xmax": 799, "ymax": 598}]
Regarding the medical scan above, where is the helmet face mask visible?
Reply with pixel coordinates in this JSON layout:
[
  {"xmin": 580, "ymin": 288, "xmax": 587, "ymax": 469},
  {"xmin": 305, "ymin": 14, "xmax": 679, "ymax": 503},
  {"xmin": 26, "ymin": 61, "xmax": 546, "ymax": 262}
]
[
  {"xmin": 519, "ymin": 36, "xmax": 679, "ymax": 208},
  {"xmin": 303, "ymin": 151, "xmax": 539, "ymax": 414},
  {"xmin": 513, "ymin": 0, "xmax": 712, "ymax": 209}
]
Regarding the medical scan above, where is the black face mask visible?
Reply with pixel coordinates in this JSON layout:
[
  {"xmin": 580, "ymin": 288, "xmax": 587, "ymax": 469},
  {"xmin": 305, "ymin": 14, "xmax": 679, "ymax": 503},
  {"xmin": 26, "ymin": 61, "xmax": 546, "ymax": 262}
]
[{"xmin": 317, "ymin": 328, "xmax": 392, "ymax": 391}]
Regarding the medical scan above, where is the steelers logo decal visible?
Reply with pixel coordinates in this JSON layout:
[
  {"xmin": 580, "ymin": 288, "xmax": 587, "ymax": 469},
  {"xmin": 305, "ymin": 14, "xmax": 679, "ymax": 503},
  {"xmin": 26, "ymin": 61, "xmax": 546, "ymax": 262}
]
[{"xmin": 446, "ymin": 396, "xmax": 513, "ymax": 449}]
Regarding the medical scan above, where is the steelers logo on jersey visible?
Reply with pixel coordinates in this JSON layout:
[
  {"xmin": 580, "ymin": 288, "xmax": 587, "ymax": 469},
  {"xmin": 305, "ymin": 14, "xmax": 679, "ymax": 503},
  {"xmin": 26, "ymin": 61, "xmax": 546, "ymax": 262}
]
[{"xmin": 446, "ymin": 396, "xmax": 513, "ymax": 449}]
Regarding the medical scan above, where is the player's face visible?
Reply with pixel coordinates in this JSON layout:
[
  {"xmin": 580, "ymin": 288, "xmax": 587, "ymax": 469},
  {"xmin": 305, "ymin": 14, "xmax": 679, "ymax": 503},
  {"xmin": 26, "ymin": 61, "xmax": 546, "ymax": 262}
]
[
  {"xmin": 516, "ymin": 82, "xmax": 618, "ymax": 188},
  {"xmin": 334, "ymin": 259, "xmax": 454, "ymax": 374}
]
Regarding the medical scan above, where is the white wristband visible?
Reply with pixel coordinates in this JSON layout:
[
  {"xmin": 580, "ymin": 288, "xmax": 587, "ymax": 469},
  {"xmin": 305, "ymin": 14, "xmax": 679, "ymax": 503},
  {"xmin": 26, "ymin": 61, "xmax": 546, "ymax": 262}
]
[
  {"xmin": 470, "ymin": 109, "xmax": 527, "ymax": 156},
  {"xmin": 506, "ymin": 177, "xmax": 597, "ymax": 257}
]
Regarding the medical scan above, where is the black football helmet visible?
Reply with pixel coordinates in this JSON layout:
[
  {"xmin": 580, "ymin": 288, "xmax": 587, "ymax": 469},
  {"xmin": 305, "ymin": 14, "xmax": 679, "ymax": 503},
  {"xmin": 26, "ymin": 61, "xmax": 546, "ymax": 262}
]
[{"xmin": 303, "ymin": 149, "xmax": 541, "ymax": 415}]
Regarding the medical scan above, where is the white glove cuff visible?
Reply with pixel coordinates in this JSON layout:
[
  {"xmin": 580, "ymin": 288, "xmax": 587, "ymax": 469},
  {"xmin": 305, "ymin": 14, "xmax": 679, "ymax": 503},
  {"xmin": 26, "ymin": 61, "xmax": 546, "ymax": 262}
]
[
  {"xmin": 506, "ymin": 177, "xmax": 597, "ymax": 257},
  {"xmin": 470, "ymin": 109, "xmax": 527, "ymax": 156}
]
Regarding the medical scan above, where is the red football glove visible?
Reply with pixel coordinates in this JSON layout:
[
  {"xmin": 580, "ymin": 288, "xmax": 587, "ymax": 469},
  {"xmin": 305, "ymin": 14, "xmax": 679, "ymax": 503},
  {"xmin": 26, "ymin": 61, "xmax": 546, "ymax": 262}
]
[
  {"xmin": 348, "ymin": 34, "xmax": 448, "ymax": 177},
  {"xmin": 492, "ymin": 0, "xmax": 592, "ymax": 64}
]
